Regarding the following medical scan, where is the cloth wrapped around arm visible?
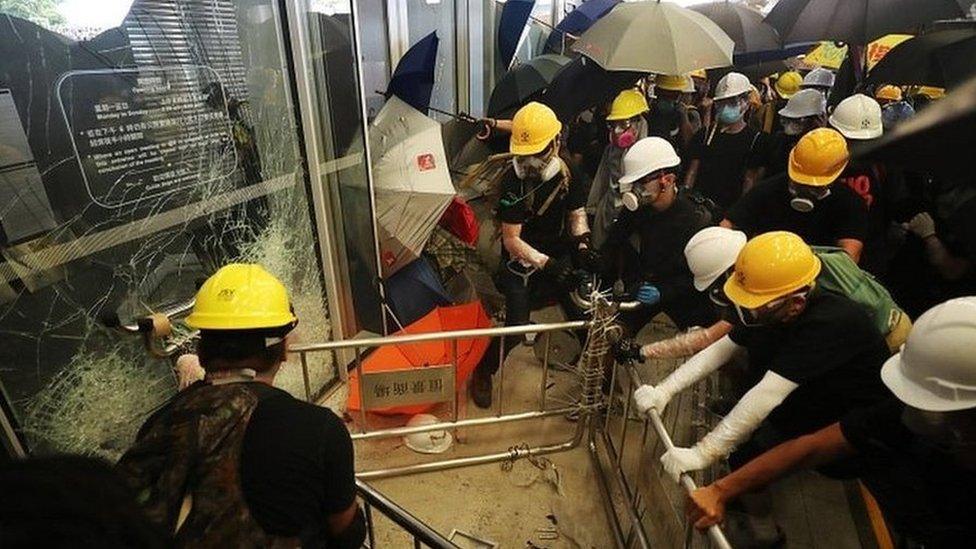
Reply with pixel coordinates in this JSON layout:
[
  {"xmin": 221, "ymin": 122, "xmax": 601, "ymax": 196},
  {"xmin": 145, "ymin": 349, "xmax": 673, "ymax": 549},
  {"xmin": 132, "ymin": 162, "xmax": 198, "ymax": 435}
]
[
  {"xmin": 633, "ymin": 335, "xmax": 740, "ymax": 415},
  {"xmin": 502, "ymin": 222, "xmax": 549, "ymax": 270},
  {"xmin": 641, "ymin": 321, "xmax": 733, "ymax": 359}
]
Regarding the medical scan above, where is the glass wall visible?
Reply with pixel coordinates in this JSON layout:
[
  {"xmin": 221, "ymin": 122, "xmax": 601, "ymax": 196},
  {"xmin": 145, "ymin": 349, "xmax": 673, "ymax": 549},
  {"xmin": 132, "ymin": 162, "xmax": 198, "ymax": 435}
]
[{"xmin": 0, "ymin": 0, "xmax": 360, "ymax": 458}]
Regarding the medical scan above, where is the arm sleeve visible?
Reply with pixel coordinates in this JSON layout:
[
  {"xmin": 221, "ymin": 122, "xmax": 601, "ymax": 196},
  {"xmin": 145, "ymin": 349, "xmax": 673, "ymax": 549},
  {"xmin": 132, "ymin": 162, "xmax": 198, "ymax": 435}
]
[
  {"xmin": 696, "ymin": 370, "xmax": 799, "ymax": 461},
  {"xmin": 321, "ymin": 412, "xmax": 357, "ymax": 513},
  {"xmin": 656, "ymin": 335, "xmax": 741, "ymax": 399},
  {"xmin": 502, "ymin": 223, "xmax": 549, "ymax": 269}
]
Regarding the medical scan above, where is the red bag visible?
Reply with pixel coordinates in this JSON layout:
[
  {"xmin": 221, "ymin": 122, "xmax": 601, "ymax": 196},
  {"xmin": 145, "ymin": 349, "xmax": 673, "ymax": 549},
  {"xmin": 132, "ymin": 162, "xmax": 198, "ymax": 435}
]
[{"xmin": 438, "ymin": 196, "xmax": 479, "ymax": 246}]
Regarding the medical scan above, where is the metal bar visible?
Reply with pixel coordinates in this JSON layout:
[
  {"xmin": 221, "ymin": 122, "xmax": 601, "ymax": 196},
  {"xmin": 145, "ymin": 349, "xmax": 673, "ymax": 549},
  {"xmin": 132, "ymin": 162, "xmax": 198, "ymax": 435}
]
[
  {"xmin": 496, "ymin": 334, "xmax": 505, "ymax": 417},
  {"xmin": 300, "ymin": 352, "xmax": 312, "ymax": 402},
  {"xmin": 363, "ymin": 499, "xmax": 376, "ymax": 549},
  {"xmin": 617, "ymin": 364, "xmax": 632, "ymax": 467},
  {"xmin": 355, "ymin": 347, "xmax": 367, "ymax": 434},
  {"xmin": 355, "ymin": 479, "xmax": 457, "ymax": 548},
  {"xmin": 598, "ymin": 427, "xmax": 651, "ymax": 548},
  {"xmin": 352, "ymin": 406, "xmax": 577, "ymax": 441},
  {"xmin": 290, "ymin": 320, "xmax": 588, "ymax": 352},
  {"xmin": 540, "ymin": 331, "xmax": 551, "ymax": 410},
  {"xmin": 588, "ymin": 423, "xmax": 627, "ymax": 548},
  {"xmin": 414, "ymin": 537, "xmax": 421, "ymax": 549},
  {"xmin": 451, "ymin": 338, "xmax": 460, "ymax": 425}
]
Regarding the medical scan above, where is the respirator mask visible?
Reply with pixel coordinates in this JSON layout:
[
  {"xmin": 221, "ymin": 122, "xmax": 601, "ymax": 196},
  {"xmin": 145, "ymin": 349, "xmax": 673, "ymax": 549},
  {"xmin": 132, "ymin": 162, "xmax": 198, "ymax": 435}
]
[
  {"xmin": 608, "ymin": 118, "xmax": 639, "ymax": 149},
  {"xmin": 716, "ymin": 99, "xmax": 745, "ymax": 126},
  {"xmin": 621, "ymin": 172, "xmax": 665, "ymax": 212},
  {"xmin": 512, "ymin": 144, "xmax": 561, "ymax": 181},
  {"xmin": 788, "ymin": 181, "xmax": 831, "ymax": 212}
]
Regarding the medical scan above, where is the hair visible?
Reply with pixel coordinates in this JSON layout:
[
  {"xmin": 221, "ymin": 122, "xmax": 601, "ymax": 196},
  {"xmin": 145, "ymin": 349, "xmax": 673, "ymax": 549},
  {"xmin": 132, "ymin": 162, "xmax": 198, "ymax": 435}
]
[
  {"xmin": 0, "ymin": 455, "xmax": 168, "ymax": 548},
  {"xmin": 196, "ymin": 329, "xmax": 288, "ymax": 372}
]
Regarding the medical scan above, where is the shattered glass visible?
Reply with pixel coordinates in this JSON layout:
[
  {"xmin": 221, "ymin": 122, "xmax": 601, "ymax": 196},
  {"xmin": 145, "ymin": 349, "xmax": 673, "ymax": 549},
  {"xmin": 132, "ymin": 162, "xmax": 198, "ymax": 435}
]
[{"xmin": 0, "ymin": 0, "xmax": 348, "ymax": 459}]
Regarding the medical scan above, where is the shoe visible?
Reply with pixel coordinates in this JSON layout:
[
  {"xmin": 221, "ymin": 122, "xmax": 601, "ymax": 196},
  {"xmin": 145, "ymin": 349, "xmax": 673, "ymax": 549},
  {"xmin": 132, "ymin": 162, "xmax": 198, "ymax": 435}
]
[{"xmin": 472, "ymin": 369, "xmax": 493, "ymax": 408}]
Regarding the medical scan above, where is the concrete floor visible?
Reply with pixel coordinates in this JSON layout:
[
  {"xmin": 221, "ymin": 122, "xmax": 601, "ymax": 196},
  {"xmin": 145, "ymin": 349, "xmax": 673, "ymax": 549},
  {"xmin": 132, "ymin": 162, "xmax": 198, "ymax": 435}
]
[{"xmin": 346, "ymin": 307, "xmax": 870, "ymax": 549}]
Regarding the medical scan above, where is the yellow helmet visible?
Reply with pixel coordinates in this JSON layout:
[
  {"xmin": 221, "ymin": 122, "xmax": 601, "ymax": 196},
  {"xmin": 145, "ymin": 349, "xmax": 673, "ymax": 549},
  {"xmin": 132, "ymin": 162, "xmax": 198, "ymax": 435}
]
[
  {"xmin": 655, "ymin": 74, "xmax": 691, "ymax": 93},
  {"xmin": 774, "ymin": 71, "xmax": 803, "ymax": 99},
  {"xmin": 689, "ymin": 68, "xmax": 707, "ymax": 80},
  {"xmin": 186, "ymin": 264, "xmax": 297, "ymax": 331},
  {"xmin": 788, "ymin": 128, "xmax": 849, "ymax": 187},
  {"xmin": 723, "ymin": 231, "xmax": 822, "ymax": 309},
  {"xmin": 875, "ymin": 85, "xmax": 903, "ymax": 102},
  {"xmin": 510, "ymin": 102, "xmax": 562, "ymax": 155},
  {"xmin": 607, "ymin": 89, "xmax": 650, "ymax": 121}
]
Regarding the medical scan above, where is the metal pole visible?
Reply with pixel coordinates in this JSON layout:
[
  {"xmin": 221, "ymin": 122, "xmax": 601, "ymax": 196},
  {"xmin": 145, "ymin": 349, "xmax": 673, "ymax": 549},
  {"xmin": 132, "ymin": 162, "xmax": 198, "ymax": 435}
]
[
  {"xmin": 300, "ymin": 351, "xmax": 312, "ymax": 402},
  {"xmin": 451, "ymin": 338, "xmax": 460, "ymax": 424},
  {"xmin": 355, "ymin": 347, "xmax": 367, "ymax": 434},
  {"xmin": 496, "ymin": 335, "xmax": 505, "ymax": 417},
  {"xmin": 540, "ymin": 331, "xmax": 551, "ymax": 410}
]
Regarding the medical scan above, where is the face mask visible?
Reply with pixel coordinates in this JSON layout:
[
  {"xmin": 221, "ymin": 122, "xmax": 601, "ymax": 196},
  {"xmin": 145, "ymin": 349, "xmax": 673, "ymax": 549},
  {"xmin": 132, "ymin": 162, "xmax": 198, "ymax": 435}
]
[
  {"xmin": 717, "ymin": 103, "xmax": 743, "ymax": 125},
  {"xmin": 611, "ymin": 127, "xmax": 638, "ymax": 149},
  {"xmin": 789, "ymin": 182, "xmax": 831, "ymax": 212},
  {"xmin": 656, "ymin": 98, "xmax": 677, "ymax": 115},
  {"xmin": 621, "ymin": 176, "xmax": 664, "ymax": 211}
]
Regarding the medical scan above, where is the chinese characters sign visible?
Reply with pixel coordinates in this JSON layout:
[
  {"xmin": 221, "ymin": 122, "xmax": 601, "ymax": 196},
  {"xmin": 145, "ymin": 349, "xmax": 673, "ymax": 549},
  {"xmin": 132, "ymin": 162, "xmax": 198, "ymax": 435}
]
[
  {"xmin": 56, "ymin": 65, "xmax": 238, "ymax": 209},
  {"xmin": 361, "ymin": 364, "xmax": 455, "ymax": 410}
]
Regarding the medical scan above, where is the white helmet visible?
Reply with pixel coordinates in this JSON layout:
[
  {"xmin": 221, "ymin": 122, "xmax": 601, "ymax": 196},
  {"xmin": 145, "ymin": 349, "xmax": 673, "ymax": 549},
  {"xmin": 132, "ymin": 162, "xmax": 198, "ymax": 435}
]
[
  {"xmin": 684, "ymin": 226, "xmax": 748, "ymax": 291},
  {"xmin": 713, "ymin": 72, "xmax": 752, "ymax": 101},
  {"xmin": 618, "ymin": 137, "xmax": 681, "ymax": 185},
  {"xmin": 829, "ymin": 94, "xmax": 883, "ymax": 140},
  {"xmin": 881, "ymin": 297, "xmax": 976, "ymax": 412},
  {"xmin": 801, "ymin": 67, "xmax": 835, "ymax": 89},
  {"xmin": 778, "ymin": 89, "xmax": 827, "ymax": 119},
  {"xmin": 403, "ymin": 414, "xmax": 453, "ymax": 454}
]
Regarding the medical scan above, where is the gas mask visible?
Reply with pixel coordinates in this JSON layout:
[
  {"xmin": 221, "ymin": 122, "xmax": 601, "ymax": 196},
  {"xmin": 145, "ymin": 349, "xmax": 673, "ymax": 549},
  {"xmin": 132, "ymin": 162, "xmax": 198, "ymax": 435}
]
[
  {"xmin": 609, "ymin": 120, "xmax": 639, "ymax": 149},
  {"xmin": 902, "ymin": 406, "xmax": 976, "ymax": 460},
  {"xmin": 512, "ymin": 147, "xmax": 561, "ymax": 181},
  {"xmin": 732, "ymin": 292, "xmax": 804, "ymax": 328},
  {"xmin": 621, "ymin": 174, "xmax": 665, "ymax": 211},
  {"xmin": 788, "ymin": 181, "xmax": 831, "ymax": 212}
]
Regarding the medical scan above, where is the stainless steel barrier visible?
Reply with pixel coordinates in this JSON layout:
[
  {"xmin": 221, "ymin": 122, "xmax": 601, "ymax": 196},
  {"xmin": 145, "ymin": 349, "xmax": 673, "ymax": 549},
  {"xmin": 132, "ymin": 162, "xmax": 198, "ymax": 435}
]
[{"xmin": 357, "ymin": 478, "xmax": 458, "ymax": 548}]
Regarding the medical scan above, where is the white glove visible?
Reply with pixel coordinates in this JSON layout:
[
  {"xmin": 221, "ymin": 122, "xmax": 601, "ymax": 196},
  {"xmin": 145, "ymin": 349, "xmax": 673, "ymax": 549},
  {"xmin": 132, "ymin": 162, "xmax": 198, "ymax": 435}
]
[
  {"xmin": 904, "ymin": 212, "xmax": 936, "ymax": 239},
  {"xmin": 661, "ymin": 446, "xmax": 711, "ymax": 483},
  {"xmin": 633, "ymin": 384, "xmax": 671, "ymax": 415}
]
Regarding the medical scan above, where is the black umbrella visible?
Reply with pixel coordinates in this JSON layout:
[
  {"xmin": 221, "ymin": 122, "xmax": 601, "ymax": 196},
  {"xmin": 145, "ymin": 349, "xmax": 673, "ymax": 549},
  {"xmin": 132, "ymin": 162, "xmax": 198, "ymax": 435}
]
[
  {"xmin": 764, "ymin": 0, "xmax": 969, "ymax": 45},
  {"xmin": 539, "ymin": 56, "xmax": 644, "ymax": 123},
  {"xmin": 690, "ymin": 1, "xmax": 781, "ymax": 54},
  {"xmin": 487, "ymin": 54, "xmax": 571, "ymax": 118},
  {"xmin": 858, "ymin": 72, "xmax": 976, "ymax": 178},
  {"xmin": 865, "ymin": 28, "xmax": 976, "ymax": 89}
]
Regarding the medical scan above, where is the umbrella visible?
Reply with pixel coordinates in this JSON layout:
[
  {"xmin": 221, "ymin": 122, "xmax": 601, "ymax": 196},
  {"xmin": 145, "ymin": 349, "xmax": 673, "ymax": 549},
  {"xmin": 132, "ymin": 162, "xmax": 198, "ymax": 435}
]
[
  {"xmin": 858, "ymin": 72, "xmax": 976, "ymax": 179},
  {"xmin": 497, "ymin": 0, "xmax": 536, "ymax": 69},
  {"xmin": 488, "ymin": 54, "xmax": 572, "ymax": 117},
  {"xmin": 866, "ymin": 33, "xmax": 914, "ymax": 70},
  {"xmin": 543, "ymin": 0, "xmax": 619, "ymax": 54},
  {"xmin": 690, "ymin": 1, "xmax": 781, "ymax": 54},
  {"xmin": 573, "ymin": 1, "xmax": 734, "ymax": 74},
  {"xmin": 764, "ymin": 0, "xmax": 968, "ymax": 45},
  {"xmin": 369, "ymin": 96, "xmax": 456, "ymax": 278},
  {"xmin": 865, "ymin": 28, "xmax": 976, "ymax": 89},
  {"xmin": 386, "ymin": 32, "xmax": 438, "ymax": 112},
  {"xmin": 347, "ymin": 301, "xmax": 492, "ymax": 415},
  {"xmin": 539, "ymin": 55, "xmax": 644, "ymax": 122}
]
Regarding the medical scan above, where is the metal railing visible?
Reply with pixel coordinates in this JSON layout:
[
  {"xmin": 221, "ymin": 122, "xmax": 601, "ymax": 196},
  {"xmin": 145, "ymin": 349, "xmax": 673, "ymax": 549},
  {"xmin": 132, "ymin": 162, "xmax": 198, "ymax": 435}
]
[{"xmin": 357, "ymin": 479, "xmax": 458, "ymax": 548}]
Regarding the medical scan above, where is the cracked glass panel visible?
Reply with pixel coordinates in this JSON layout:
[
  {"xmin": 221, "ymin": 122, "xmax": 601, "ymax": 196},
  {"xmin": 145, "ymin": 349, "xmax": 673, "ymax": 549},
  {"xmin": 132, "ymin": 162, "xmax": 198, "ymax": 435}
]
[{"xmin": 0, "ymin": 0, "xmax": 347, "ymax": 459}]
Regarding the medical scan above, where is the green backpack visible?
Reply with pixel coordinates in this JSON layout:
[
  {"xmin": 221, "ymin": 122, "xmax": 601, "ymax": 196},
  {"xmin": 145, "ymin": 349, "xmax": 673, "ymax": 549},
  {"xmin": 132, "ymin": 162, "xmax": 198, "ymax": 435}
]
[{"xmin": 812, "ymin": 246, "xmax": 901, "ymax": 336}]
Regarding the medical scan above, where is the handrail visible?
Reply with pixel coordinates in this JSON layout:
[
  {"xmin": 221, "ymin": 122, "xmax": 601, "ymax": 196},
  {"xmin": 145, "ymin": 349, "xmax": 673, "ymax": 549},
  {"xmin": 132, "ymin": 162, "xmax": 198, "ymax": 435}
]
[
  {"xmin": 356, "ymin": 479, "xmax": 458, "ymax": 548},
  {"xmin": 623, "ymin": 362, "xmax": 733, "ymax": 549}
]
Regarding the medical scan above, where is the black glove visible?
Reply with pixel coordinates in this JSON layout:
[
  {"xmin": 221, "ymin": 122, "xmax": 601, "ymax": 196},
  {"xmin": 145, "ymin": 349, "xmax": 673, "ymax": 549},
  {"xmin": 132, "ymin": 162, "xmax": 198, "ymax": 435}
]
[
  {"xmin": 572, "ymin": 246, "xmax": 603, "ymax": 274},
  {"xmin": 613, "ymin": 338, "xmax": 644, "ymax": 364},
  {"xmin": 543, "ymin": 255, "xmax": 575, "ymax": 289}
]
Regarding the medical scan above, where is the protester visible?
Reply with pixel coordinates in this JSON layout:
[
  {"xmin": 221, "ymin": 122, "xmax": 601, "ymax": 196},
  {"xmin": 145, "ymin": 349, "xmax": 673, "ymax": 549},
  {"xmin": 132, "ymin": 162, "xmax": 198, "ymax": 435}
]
[
  {"xmin": 800, "ymin": 67, "xmax": 835, "ymax": 100},
  {"xmin": 688, "ymin": 68, "xmax": 712, "ymax": 129},
  {"xmin": 874, "ymin": 84, "xmax": 903, "ymax": 107},
  {"xmin": 753, "ymin": 71, "xmax": 801, "ymax": 134},
  {"xmin": 683, "ymin": 72, "xmax": 769, "ymax": 215},
  {"xmin": 633, "ymin": 231, "xmax": 891, "ymax": 480},
  {"xmin": 588, "ymin": 89, "xmax": 650, "ymax": 248},
  {"xmin": 765, "ymin": 88, "xmax": 827, "ymax": 177},
  {"xmin": 646, "ymin": 74, "xmax": 697, "ymax": 152},
  {"xmin": 723, "ymin": 128, "xmax": 868, "ymax": 262},
  {"xmin": 117, "ymin": 264, "xmax": 365, "ymax": 548},
  {"xmin": 600, "ymin": 137, "xmax": 715, "ymax": 333},
  {"xmin": 471, "ymin": 102, "xmax": 596, "ymax": 408},
  {"xmin": 686, "ymin": 297, "xmax": 976, "ymax": 547}
]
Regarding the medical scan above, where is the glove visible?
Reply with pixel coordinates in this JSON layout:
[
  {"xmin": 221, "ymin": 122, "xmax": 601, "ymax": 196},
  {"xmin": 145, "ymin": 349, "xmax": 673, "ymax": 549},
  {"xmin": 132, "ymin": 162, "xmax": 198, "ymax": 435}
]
[
  {"xmin": 636, "ymin": 283, "xmax": 662, "ymax": 306},
  {"xmin": 543, "ymin": 256, "xmax": 575, "ymax": 289},
  {"xmin": 660, "ymin": 446, "xmax": 711, "ymax": 483},
  {"xmin": 572, "ymin": 246, "xmax": 602, "ymax": 274},
  {"xmin": 613, "ymin": 338, "xmax": 644, "ymax": 364},
  {"xmin": 903, "ymin": 212, "xmax": 936, "ymax": 240},
  {"xmin": 633, "ymin": 384, "xmax": 671, "ymax": 415}
]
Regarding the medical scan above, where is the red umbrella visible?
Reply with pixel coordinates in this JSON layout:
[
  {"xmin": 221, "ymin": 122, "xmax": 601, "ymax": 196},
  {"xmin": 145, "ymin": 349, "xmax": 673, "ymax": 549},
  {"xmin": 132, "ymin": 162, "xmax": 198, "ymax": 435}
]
[{"xmin": 348, "ymin": 302, "xmax": 491, "ymax": 415}]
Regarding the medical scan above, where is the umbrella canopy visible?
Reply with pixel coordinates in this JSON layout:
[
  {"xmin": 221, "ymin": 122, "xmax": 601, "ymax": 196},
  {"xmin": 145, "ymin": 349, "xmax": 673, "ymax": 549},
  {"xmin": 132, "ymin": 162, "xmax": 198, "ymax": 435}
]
[
  {"xmin": 865, "ymin": 28, "xmax": 976, "ymax": 89},
  {"xmin": 544, "ymin": 0, "xmax": 619, "ymax": 54},
  {"xmin": 488, "ymin": 54, "xmax": 572, "ymax": 117},
  {"xmin": 386, "ymin": 32, "xmax": 438, "ymax": 112},
  {"xmin": 764, "ymin": 0, "xmax": 967, "ymax": 45},
  {"xmin": 858, "ymin": 72, "xmax": 976, "ymax": 179},
  {"xmin": 540, "ymin": 55, "xmax": 644, "ymax": 122},
  {"xmin": 370, "ymin": 96, "xmax": 456, "ymax": 277},
  {"xmin": 690, "ymin": 1, "xmax": 781, "ymax": 54},
  {"xmin": 348, "ymin": 301, "xmax": 492, "ymax": 415},
  {"xmin": 573, "ymin": 1, "xmax": 734, "ymax": 74},
  {"xmin": 498, "ymin": 0, "xmax": 536, "ymax": 69}
]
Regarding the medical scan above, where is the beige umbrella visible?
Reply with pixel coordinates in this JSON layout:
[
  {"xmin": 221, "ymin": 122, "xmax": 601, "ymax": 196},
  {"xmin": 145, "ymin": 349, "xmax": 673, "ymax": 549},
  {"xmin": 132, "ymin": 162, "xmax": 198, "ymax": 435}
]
[{"xmin": 573, "ymin": 0, "xmax": 735, "ymax": 74}]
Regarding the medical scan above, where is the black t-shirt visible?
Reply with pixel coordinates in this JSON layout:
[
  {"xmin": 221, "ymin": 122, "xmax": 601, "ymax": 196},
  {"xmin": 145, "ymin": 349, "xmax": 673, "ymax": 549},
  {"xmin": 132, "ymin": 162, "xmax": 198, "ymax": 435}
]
[
  {"xmin": 763, "ymin": 131, "xmax": 799, "ymax": 178},
  {"xmin": 645, "ymin": 106, "xmax": 683, "ymax": 152},
  {"xmin": 603, "ymin": 196, "xmax": 708, "ymax": 305},
  {"xmin": 729, "ymin": 290, "xmax": 890, "ymax": 437},
  {"xmin": 836, "ymin": 160, "xmax": 908, "ymax": 277},
  {"xmin": 496, "ymin": 159, "xmax": 587, "ymax": 257},
  {"xmin": 687, "ymin": 125, "xmax": 768, "ymax": 212},
  {"xmin": 727, "ymin": 174, "xmax": 868, "ymax": 247},
  {"xmin": 840, "ymin": 398, "xmax": 976, "ymax": 546},
  {"xmin": 241, "ymin": 384, "xmax": 356, "ymax": 542}
]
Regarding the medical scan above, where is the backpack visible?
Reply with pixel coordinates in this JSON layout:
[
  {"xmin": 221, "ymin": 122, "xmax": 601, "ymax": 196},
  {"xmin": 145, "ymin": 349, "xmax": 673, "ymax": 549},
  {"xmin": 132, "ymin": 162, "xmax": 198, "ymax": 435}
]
[
  {"xmin": 812, "ymin": 246, "xmax": 902, "ymax": 336},
  {"xmin": 116, "ymin": 382, "xmax": 298, "ymax": 548}
]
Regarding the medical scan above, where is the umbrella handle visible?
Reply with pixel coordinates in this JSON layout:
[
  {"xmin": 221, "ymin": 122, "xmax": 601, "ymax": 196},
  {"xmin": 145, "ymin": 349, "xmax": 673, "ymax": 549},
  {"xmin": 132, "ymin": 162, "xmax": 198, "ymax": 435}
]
[{"xmin": 476, "ymin": 122, "xmax": 493, "ymax": 141}]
